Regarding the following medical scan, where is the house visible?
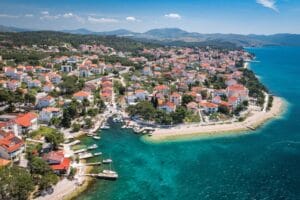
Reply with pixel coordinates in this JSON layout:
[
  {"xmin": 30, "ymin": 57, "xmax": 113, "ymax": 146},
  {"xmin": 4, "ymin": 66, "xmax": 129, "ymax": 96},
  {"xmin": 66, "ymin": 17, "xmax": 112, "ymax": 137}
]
[
  {"xmin": 225, "ymin": 79, "xmax": 237, "ymax": 86},
  {"xmin": 4, "ymin": 67, "xmax": 17, "ymax": 77},
  {"xmin": 143, "ymin": 67, "xmax": 153, "ymax": 76},
  {"xmin": 154, "ymin": 85, "xmax": 170, "ymax": 95},
  {"xmin": 28, "ymin": 79, "xmax": 42, "ymax": 88},
  {"xmin": 158, "ymin": 101, "xmax": 176, "ymax": 113},
  {"xmin": 0, "ymin": 131, "xmax": 24, "ymax": 161},
  {"xmin": 170, "ymin": 92, "xmax": 182, "ymax": 106},
  {"xmin": 228, "ymin": 96, "xmax": 241, "ymax": 109},
  {"xmin": 43, "ymin": 82, "xmax": 54, "ymax": 93},
  {"xmin": 79, "ymin": 66, "xmax": 90, "ymax": 77},
  {"xmin": 36, "ymin": 95, "xmax": 55, "ymax": 109},
  {"xmin": 101, "ymin": 91, "xmax": 112, "ymax": 102},
  {"xmin": 50, "ymin": 74, "xmax": 62, "ymax": 84},
  {"xmin": 73, "ymin": 91, "xmax": 93, "ymax": 102},
  {"xmin": 135, "ymin": 89, "xmax": 148, "ymax": 101},
  {"xmin": 14, "ymin": 112, "xmax": 38, "ymax": 135},
  {"xmin": 186, "ymin": 102, "xmax": 198, "ymax": 113},
  {"xmin": 42, "ymin": 151, "xmax": 71, "ymax": 175},
  {"xmin": 61, "ymin": 65, "xmax": 73, "ymax": 72},
  {"xmin": 200, "ymin": 101, "xmax": 218, "ymax": 114},
  {"xmin": 39, "ymin": 107, "xmax": 62, "ymax": 123},
  {"xmin": 226, "ymin": 84, "xmax": 249, "ymax": 101},
  {"xmin": 7, "ymin": 80, "xmax": 20, "ymax": 91},
  {"xmin": 126, "ymin": 93, "xmax": 137, "ymax": 105}
]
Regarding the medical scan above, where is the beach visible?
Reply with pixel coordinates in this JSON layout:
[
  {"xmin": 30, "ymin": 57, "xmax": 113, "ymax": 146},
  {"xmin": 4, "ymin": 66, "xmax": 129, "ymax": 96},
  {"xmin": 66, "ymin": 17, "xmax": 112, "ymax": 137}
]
[{"xmin": 146, "ymin": 96, "xmax": 286, "ymax": 142}]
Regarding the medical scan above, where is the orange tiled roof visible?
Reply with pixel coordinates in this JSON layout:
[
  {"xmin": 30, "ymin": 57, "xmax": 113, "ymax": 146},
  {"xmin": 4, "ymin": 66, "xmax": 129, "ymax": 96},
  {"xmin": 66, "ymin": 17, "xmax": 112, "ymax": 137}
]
[
  {"xmin": 73, "ymin": 91, "xmax": 90, "ymax": 97},
  {"xmin": 15, "ymin": 112, "xmax": 37, "ymax": 127}
]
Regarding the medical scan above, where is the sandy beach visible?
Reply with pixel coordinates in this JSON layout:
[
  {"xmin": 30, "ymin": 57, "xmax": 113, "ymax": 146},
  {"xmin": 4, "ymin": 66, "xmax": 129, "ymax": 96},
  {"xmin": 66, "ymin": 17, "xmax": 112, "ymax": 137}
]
[{"xmin": 146, "ymin": 96, "xmax": 286, "ymax": 142}]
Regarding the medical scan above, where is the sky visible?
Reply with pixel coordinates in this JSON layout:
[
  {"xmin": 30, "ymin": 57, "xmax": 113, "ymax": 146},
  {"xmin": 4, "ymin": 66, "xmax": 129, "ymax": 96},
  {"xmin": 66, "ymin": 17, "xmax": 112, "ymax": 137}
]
[{"xmin": 0, "ymin": 0, "xmax": 299, "ymax": 34}]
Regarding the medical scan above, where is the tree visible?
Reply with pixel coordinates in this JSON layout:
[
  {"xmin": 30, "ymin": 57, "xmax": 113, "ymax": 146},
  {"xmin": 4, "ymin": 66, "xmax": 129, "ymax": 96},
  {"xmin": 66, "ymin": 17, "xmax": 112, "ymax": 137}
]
[
  {"xmin": 29, "ymin": 156, "xmax": 51, "ymax": 175},
  {"xmin": 24, "ymin": 92, "xmax": 36, "ymax": 104},
  {"xmin": 84, "ymin": 118, "xmax": 93, "ymax": 128},
  {"xmin": 218, "ymin": 105, "xmax": 230, "ymax": 115},
  {"xmin": 0, "ymin": 166, "xmax": 34, "ymax": 200},
  {"xmin": 171, "ymin": 106, "xmax": 187, "ymax": 124},
  {"xmin": 126, "ymin": 101, "xmax": 156, "ymax": 121},
  {"xmin": 72, "ymin": 123, "xmax": 81, "ymax": 132},
  {"xmin": 182, "ymin": 95, "xmax": 194, "ymax": 106}
]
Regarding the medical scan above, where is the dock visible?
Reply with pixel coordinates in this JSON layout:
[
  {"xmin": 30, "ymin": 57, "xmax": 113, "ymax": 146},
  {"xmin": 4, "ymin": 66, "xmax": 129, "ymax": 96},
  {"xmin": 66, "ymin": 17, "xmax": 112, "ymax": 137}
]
[
  {"xmin": 73, "ymin": 148, "xmax": 87, "ymax": 154},
  {"xmin": 79, "ymin": 162, "xmax": 102, "ymax": 166},
  {"xmin": 82, "ymin": 173, "xmax": 118, "ymax": 180}
]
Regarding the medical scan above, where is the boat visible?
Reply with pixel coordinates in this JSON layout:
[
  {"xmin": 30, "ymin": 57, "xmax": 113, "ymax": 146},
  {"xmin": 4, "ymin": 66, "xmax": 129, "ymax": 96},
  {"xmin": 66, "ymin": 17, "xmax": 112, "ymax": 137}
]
[
  {"xmin": 101, "ymin": 124, "xmax": 110, "ymax": 129},
  {"xmin": 102, "ymin": 159, "xmax": 112, "ymax": 164},
  {"xmin": 87, "ymin": 144, "xmax": 98, "ymax": 150},
  {"xmin": 94, "ymin": 152, "xmax": 102, "ymax": 156},
  {"xmin": 93, "ymin": 136, "xmax": 101, "ymax": 140}
]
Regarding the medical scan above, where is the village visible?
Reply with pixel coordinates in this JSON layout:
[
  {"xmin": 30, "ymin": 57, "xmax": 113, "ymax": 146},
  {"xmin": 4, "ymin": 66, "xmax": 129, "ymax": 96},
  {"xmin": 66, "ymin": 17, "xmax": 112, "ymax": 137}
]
[{"xmin": 0, "ymin": 39, "xmax": 272, "ymax": 199}]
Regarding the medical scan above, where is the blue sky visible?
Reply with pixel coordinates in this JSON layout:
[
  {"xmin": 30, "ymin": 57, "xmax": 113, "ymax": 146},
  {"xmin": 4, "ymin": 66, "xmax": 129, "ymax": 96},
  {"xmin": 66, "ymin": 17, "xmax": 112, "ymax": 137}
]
[{"xmin": 0, "ymin": 0, "xmax": 299, "ymax": 34}]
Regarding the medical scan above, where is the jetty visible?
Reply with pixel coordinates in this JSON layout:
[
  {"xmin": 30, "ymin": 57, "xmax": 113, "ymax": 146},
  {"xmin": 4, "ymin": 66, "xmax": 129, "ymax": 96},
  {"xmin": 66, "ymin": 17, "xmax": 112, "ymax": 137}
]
[
  {"xmin": 79, "ymin": 162, "xmax": 102, "ymax": 166},
  {"xmin": 82, "ymin": 172, "xmax": 118, "ymax": 180},
  {"xmin": 73, "ymin": 148, "xmax": 87, "ymax": 154}
]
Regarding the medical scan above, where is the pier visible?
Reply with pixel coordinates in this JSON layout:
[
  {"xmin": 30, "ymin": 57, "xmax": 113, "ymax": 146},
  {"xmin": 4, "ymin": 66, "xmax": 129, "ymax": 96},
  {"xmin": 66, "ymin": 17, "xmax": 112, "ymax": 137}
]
[{"xmin": 82, "ymin": 173, "xmax": 118, "ymax": 180}]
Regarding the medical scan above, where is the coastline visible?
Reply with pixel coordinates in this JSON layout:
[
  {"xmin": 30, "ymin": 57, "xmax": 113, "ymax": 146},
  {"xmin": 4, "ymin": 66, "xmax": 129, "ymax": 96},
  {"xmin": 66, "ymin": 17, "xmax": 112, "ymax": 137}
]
[{"xmin": 144, "ymin": 96, "xmax": 287, "ymax": 143}]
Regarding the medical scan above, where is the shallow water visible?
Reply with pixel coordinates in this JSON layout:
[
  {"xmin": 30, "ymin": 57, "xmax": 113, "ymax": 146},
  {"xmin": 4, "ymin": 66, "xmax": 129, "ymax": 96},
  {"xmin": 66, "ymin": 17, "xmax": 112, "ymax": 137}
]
[{"xmin": 76, "ymin": 46, "xmax": 300, "ymax": 200}]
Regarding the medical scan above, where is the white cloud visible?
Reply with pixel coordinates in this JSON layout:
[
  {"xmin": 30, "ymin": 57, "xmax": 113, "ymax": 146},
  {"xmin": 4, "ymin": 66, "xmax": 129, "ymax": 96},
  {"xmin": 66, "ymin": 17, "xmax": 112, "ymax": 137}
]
[
  {"xmin": 40, "ymin": 14, "xmax": 60, "ymax": 20},
  {"xmin": 25, "ymin": 14, "xmax": 34, "ymax": 17},
  {"xmin": 63, "ymin": 13, "xmax": 74, "ymax": 18},
  {"xmin": 256, "ymin": 0, "xmax": 279, "ymax": 12},
  {"xmin": 164, "ymin": 13, "xmax": 181, "ymax": 19},
  {"xmin": 41, "ymin": 11, "xmax": 49, "ymax": 15},
  {"xmin": 0, "ymin": 14, "xmax": 19, "ymax": 18},
  {"xmin": 88, "ymin": 16, "xmax": 118, "ymax": 23},
  {"xmin": 126, "ymin": 16, "xmax": 137, "ymax": 21}
]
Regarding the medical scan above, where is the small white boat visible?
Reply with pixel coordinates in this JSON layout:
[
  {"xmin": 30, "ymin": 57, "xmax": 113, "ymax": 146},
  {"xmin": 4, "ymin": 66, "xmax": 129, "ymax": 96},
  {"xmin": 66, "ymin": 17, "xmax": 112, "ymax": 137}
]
[
  {"xmin": 102, "ymin": 159, "xmax": 113, "ymax": 164},
  {"xmin": 103, "ymin": 170, "xmax": 117, "ymax": 175},
  {"xmin": 94, "ymin": 152, "xmax": 102, "ymax": 156},
  {"xmin": 101, "ymin": 125, "xmax": 110, "ymax": 129},
  {"xmin": 93, "ymin": 136, "xmax": 101, "ymax": 140},
  {"xmin": 87, "ymin": 144, "xmax": 98, "ymax": 150}
]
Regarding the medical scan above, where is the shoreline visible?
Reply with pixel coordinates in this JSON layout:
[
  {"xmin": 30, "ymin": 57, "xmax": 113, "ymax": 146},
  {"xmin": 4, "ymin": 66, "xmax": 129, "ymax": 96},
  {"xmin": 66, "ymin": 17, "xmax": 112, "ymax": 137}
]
[{"xmin": 144, "ymin": 96, "xmax": 287, "ymax": 143}]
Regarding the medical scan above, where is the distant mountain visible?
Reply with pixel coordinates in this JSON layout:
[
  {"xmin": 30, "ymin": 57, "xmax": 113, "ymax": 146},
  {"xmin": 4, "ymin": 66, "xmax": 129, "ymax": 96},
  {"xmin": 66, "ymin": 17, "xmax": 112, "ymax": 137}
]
[
  {"xmin": 0, "ymin": 25, "xmax": 31, "ymax": 32},
  {"xmin": 62, "ymin": 28, "xmax": 95, "ymax": 35},
  {"xmin": 97, "ymin": 29, "xmax": 137, "ymax": 36},
  {"xmin": 1, "ymin": 25, "xmax": 300, "ymax": 47}
]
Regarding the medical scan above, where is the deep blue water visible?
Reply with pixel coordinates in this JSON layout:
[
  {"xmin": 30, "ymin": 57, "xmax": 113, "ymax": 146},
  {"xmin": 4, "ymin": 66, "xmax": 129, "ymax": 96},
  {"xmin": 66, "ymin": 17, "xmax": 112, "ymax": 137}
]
[{"xmin": 77, "ymin": 46, "xmax": 300, "ymax": 200}]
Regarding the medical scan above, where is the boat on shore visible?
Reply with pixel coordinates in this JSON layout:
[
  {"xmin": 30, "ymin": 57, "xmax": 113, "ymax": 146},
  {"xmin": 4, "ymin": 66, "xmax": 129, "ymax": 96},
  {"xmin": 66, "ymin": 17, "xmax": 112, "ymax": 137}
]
[
  {"xmin": 93, "ymin": 136, "xmax": 101, "ymax": 140},
  {"xmin": 102, "ymin": 159, "xmax": 112, "ymax": 164},
  {"xmin": 87, "ymin": 144, "xmax": 98, "ymax": 150},
  {"xmin": 94, "ymin": 152, "xmax": 102, "ymax": 156},
  {"xmin": 101, "ymin": 124, "xmax": 110, "ymax": 129}
]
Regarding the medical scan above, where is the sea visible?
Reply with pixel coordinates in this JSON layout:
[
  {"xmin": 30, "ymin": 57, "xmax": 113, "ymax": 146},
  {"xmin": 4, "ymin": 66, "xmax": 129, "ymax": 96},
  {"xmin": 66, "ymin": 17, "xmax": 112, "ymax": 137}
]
[{"xmin": 76, "ymin": 46, "xmax": 300, "ymax": 200}]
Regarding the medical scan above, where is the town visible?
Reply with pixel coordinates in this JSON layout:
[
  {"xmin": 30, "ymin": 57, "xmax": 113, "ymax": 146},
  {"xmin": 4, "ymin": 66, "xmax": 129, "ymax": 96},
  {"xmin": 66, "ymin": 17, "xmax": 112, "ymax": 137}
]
[{"xmin": 0, "ymin": 31, "xmax": 273, "ymax": 200}]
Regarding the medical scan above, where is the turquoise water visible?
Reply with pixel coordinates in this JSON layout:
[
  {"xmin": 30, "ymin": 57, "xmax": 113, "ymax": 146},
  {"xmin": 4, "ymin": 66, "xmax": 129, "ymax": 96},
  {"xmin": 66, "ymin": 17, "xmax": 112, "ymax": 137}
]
[{"xmin": 77, "ymin": 46, "xmax": 300, "ymax": 200}]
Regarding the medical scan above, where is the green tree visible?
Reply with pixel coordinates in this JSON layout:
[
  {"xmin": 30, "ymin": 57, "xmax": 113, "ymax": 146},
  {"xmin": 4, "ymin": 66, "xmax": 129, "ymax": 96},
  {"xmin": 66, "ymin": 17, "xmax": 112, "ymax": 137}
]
[
  {"xmin": 0, "ymin": 166, "xmax": 34, "ymax": 200},
  {"xmin": 182, "ymin": 95, "xmax": 194, "ymax": 106}
]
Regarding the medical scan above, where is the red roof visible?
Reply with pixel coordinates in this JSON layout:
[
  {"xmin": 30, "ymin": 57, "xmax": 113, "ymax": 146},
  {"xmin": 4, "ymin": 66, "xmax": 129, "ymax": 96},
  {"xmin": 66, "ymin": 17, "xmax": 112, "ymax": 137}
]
[
  {"xmin": 15, "ymin": 112, "xmax": 37, "ymax": 127},
  {"xmin": 0, "ymin": 131, "xmax": 24, "ymax": 153},
  {"xmin": 155, "ymin": 85, "xmax": 169, "ymax": 91},
  {"xmin": 73, "ymin": 91, "xmax": 90, "ymax": 97},
  {"xmin": 50, "ymin": 158, "xmax": 71, "ymax": 171},
  {"xmin": 228, "ymin": 84, "xmax": 246, "ymax": 91},
  {"xmin": 200, "ymin": 101, "xmax": 218, "ymax": 108}
]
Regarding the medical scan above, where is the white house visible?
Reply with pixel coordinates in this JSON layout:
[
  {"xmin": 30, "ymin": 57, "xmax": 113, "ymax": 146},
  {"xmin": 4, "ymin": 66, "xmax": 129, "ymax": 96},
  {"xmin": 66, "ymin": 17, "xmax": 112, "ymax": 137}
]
[
  {"xmin": 36, "ymin": 96, "xmax": 55, "ymax": 109},
  {"xmin": 39, "ymin": 107, "xmax": 62, "ymax": 123}
]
